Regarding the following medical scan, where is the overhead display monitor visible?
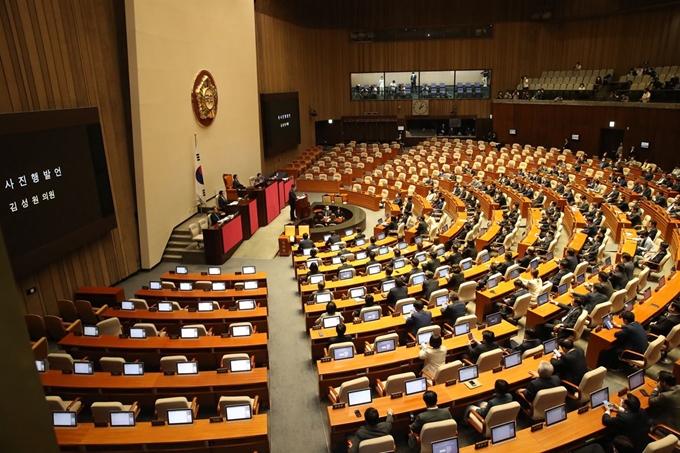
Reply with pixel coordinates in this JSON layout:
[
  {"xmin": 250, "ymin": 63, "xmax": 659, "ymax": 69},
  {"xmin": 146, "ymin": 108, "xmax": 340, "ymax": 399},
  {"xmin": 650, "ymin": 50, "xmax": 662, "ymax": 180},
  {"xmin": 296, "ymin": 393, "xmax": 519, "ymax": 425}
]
[{"xmin": 260, "ymin": 92, "xmax": 301, "ymax": 156}]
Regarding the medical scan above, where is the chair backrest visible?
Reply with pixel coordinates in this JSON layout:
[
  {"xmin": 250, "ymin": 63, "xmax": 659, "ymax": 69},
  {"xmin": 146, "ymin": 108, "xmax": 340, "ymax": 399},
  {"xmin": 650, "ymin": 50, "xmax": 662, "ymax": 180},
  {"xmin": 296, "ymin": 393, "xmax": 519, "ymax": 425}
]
[
  {"xmin": 574, "ymin": 261, "xmax": 588, "ymax": 277},
  {"xmin": 504, "ymin": 264, "xmax": 520, "ymax": 279},
  {"xmin": 75, "ymin": 300, "xmax": 99, "ymax": 324},
  {"xmin": 637, "ymin": 267, "xmax": 650, "ymax": 292},
  {"xmin": 25, "ymin": 314, "xmax": 47, "ymax": 342},
  {"xmin": 644, "ymin": 335, "xmax": 666, "ymax": 368},
  {"xmin": 511, "ymin": 294, "xmax": 532, "ymax": 320},
  {"xmin": 217, "ymin": 396, "xmax": 255, "ymax": 416},
  {"xmin": 665, "ymin": 324, "xmax": 680, "ymax": 350},
  {"xmin": 530, "ymin": 386, "xmax": 568, "ymax": 420},
  {"xmin": 419, "ymin": 419, "xmax": 458, "ymax": 453},
  {"xmin": 328, "ymin": 342, "xmax": 355, "ymax": 358},
  {"xmin": 97, "ymin": 317, "xmax": 123, "ymax": 336},
  {"xmin": 570, "ymin": 310, "xmax": 589, "ymax": 341},
  {"xmin": 360, "ymin": 306, "xmax": 382, "ymax": 321},
  {"xmin": 194, "ymin": 281, "xmax": 212, "ymax": 290},
  {"xmin": 57, "ymin": 299, "xmax": 79, "ymax": 323},
  {"xmin": 129, "ymin": 298, "xmax": 149, "ymax": 310},
  {"xmin": 416, "ymin": 325, "xmax": 441, "ymax": 342},
  {"xmin": 155, "ymin": 397, "xmax": 190, "ymax": 421},
  {"xmin": 521, "ymin": 344, "xmax": 543, "ymax": 359},
  {"xmin": 433, "ymin": 360, "xmax": 463, "ymax": 384},
  {"xmin": 47, "ymin": 352, "xmax": 74, "ymax": 371},
  {"xmin": 559, "ymin": 272, "xmax": 574, "ymax": 289},
  {"xmin": 220, "ymin": 353, "xmax": 250, "ymax": 368},
  {"xmin": 588, "ymin": 302, "xmax": 612, "ymax": 328},
  {"xmin": 358, "ymin": 435, "xmax": 395, "ymax": 453},
  {"xmin": 99, "ymin": 357, "xmax": 126, "ymax": 373},
  {"xmin": 394, "ymin": 297, "xmax": 417, "ymax": 314},
  {"xmin": 427, "ymin": 288, "xmax": 449, "ymax": 306},
  {"xmin": 161, "ymin": 281, "xmax": 176, "ymax": 290},
  {"xmin": 184, "ymin": 324, "xmax": 209, "ymax": 336},
  {"xmin": 457, "ymin": 281, "xmax": 477, "ymax": 302},
  {"xmin": 91, "ymin": 402, "xmax": 126, "ymax": 424},
  {"xmin": 384, "ymin": 371, "xmax": 416, "ymax": 395},
  {"xmin": 133, "ymin": 323, "xmax": 159, "ymax": 337},
  {"xmin": 642, "ymin": 434, "xmax": 679, "ymax": 453},
  {"xmin": 46, "ymin": 396, "xmax": 69, "ymax": 412},
  {"xmin": 336, "ymin": 376, "xmax": 370, "ymax": 404},
  {"xmin": 454, "ymin": 314, "xmax": 477, "ymax": 332},
  {"xmin": 483, "ymin": 402, "xmax": 521, "ymax": 437},
  {"xmin": 159, "ymin": 355, "xmax": 189, "ymax": 373},
  {"xmin": 476, "ymin": 349, "xmax": 504, "ymax": 373},
  {"xmin": 625, "ymin": 277, "xmax": 639, "ymax": 302},
  {"xmin": 229, "ymin": 322, "xmax": 254, "ymax": 336},
  {"xmin": 476, "ymin": 250, "xmax": 490, "ymax": 265},
  {"xmin": 609, "ymin": 289, "xmax": 627, "ymax": 313},
  {"xmin": 44, "ymin": 315, "xmax": 68, "ymax": 341},
  {"xmin": 576, "ymin": 366, "xmax": 607, "ymax": 404}
]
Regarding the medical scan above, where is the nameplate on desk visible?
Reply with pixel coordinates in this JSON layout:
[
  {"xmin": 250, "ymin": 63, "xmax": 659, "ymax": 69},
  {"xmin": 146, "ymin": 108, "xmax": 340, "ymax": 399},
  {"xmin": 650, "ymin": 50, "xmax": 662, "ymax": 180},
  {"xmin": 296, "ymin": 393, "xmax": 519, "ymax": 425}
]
[
  {"xmin": 578, "ymin": 406, "xmax": 590, "ymax": 414},
  {"xmin": 188, "ymin": 307, "xmax": 197, "ymax": 312},
  {"xmin": 151, "ymin": 420, "xmax": 165, "ymax": 427},
  {"xmin": 201, "ymin": 272, "xmax": 208, "ymax": 275},
  {"xmin": 406, "ymin": 342, "xmax": 416, "ymax": 348},
  {"xmin": 474, "ymin": 440, "xmax": 489, "ymax": 449},
  {"xmin": 169, "ymin": 334, "xmax": 180, "ymax": 339},
  {"xmin": 477, "ymin": 324, "xmax": 487, "ymax": 330},
  {"xmin": 235, "ymin": 286, "xmax": 243, "ymax": 291},
  {"xmin": 321, "ymin": 357, "xmax": 332, "ymax": 363},
  {"xmin": 364, "ymin": 350, "xmax": 375, "ymax": 356},
  {"xmin": 445, "ymin": 379, "xmax": 457, "ymax": 386},
  {"xmin": 392, "ymin": 312, "xmax": 401, "ymax": 317},
  {"xmin": 210, "ymin": 416, "xmax": 223, "ymax": 423},
  {"xmin": 171, "ymin": 287, "xmax": 178, "ymax": 291},
  {"xmin": 217, "ymin": 368, "xmax": 228, "ymax": 374},
  {"xmin": 618, "ymin": 387, "xmax": 629, "ymax": 397},
  {"xmin": 533, "ymin": 352, "xmax": 543, "ymax": 360},
  {"xmin": 353, "ymin": 319, "xmax": 362, "ymax": 324},
  {"xmin": 306, "ymin": 301, "xmax": 315, "ymax": 305},
  {"xmin": 203, "ymin": 288, "xmax": 211, "ymax": 292},
  {"xmin": 149, "ymin": 307, "xmax": 158, "ymax": 312},
  {"xmin": 228, "ymin": 306, "xmax": 237, "ymax": 311},
  {"xmin": 142, "ymin": 285, "xmax": 149, "ymax": 290},
  {"xmin": 531, "ymin": 423, "xmax": 544, "ymax": 432},
  {"xmin": 73, "ymin": 332, "xmax": 82, "ymax": 336},
  {"xmin": 119, "ymin": 334, "xmax": 129, "ymax": 339},
  {"xmin": 169, "ymin": 270, "xmax": 176, "ymax": 275},
  {"xmin": 235, "ymin": 272, "xmax": 242, "ymax": 275},
  {"xmin": 492, "ymin": 366, "xmax": 503, "ymax": 373},
  {"xmin": 61, "ymin": 369, "xmax": 72, "ymax": 375},
  {"xmin": 94, "ymin": 422, "xmax": 108, "ymax": 428},
  {"xmin": 390, "ymin": 392, "xmax": 403, "ymax": 399},
  {"xmin": 110, "ymin": 371, "xmax": 122, "ymax": 376},
  {"xmin": 163, "ymin": 371, "xmax": 175, "ymax": 376},
  {"xmin": 332, "ymin": 403, "xmax": 346, "ymax": 410},
  {"xmin": 312, "ymin": 325, "xmax": 322, "ymax": 330},
  {"xmin": 220, "ymin": 333, "xmax": 230, "ymax": 338}
]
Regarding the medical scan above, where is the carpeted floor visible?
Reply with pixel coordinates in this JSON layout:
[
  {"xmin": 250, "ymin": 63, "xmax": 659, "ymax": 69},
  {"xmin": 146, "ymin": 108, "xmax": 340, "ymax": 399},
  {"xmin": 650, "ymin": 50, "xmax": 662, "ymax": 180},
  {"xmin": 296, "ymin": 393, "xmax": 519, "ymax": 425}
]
[{"xmin": 111, "ymin": 194, "xmax": 677, "ymax": 453}]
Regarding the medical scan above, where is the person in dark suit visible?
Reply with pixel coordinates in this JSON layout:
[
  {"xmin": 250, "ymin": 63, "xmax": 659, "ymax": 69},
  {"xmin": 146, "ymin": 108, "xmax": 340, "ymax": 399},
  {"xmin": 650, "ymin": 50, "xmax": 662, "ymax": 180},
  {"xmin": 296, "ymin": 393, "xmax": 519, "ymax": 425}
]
[
  {"xmin": 403, "ymin": 196, "xmax": 414, "ymax": 218},
  {"xmin": 620, "ymin": 253, "xmax": 635, "ymax": 280},
  {"xmin": 517, "ymin": 360, "xmax": 563, "ymax": 406},
  {"xmin": 441, "ymin": 291, "xmax": 466, "ymax": 326},
  {"xmin": 217, "ymin": 190, "xmax": 229, "ymax": 210},
  {"xmin": 415, "ymin": 215, "xmax": 428, "ymax": 237},
  {"xmin": 326, "ymin": 231, "xmax": 341, "ymax": 247},
  {"xmin": 509, "ymin": 326, "xmax": 541, "ymax": 355},
  {"xmin": 408, "ymin": 391, "xmax": 452, "ymax": 451},
  {"xmin": 648, "ymin": 302, "xmax": 680, "ymax": 336},
  {"xmin": 549, "ymin": 260, "xmax": 571, "ymax": 289},
  {"xmin": 647, "ymin": 371, "xmax": 680, "ymax": 432},
  {"xmin": 422, "ymin": 251, "xmax": 440, "ymax": 274},
  {"xmin": 564, "ymin": 248, "xmax": 579, "ymax": 273},
  {"xmin": 446, "ymin": 265, "xmax": 465, "ymax": 291},
  {"xmin": 602, "ymin": 393, "xmax": 651, "ymax": 453},
  {"xmin": 577, "ymin": 283, "xmax": 609, "ymax": 313},
  {"xmin": 598, "ymin": 311, "xmax": 648, "ymax": 370},
  {"xmin": 517, "ymin": 247, "xmax": 538, "ymax": 269},
  {"xmin": 581, "ymin": 217, "xmax": 599, "ymax": 238},
  {"xmin": 541, "ymin": 297, "xmax": 585, "ymax": 340},
  {"xmin": 421, "ymin": 272, "xmax": 440, "ymax": 300},
  {"xmin": 595, "ymin": 272, "xmax": 614, "ymax": 299},
  {"xmin": 405, "ymin": 301, "xmax": 432, "ymax": 336},
  {"xmin": 641, "ymin": 242, "xmax": 670, "ymax": 271},
  {"xmin": 469, "ymin": 379, "xmax": 513, "ymax": 420},
  {"xmin": 609, "ymin": 263, "xmax": 629, "ymax": 291},
  {"xmin": 467, "ymin": 330, "xmax": 501, "ymax": 363},
  {"xmin": 209, "ymin": 206, "xmax": 222, "ymax": 225},
  {"xmin": 288, "ymin": 184, "xmax": 298, "ymax": 220},
  {"xmin": 497, "ymin": 252, "xmax": 515, "ymax": 276},
  {"xmin": 386, "ymin": 277, "xmax": 408, "ymax": 308},
  {"xmin": 497, "ymin": 280, "xmax": 529, "ymax": 315},
  {"xmin": 348, "ymin": 407, "xmax": 395, "ymax": 453},
  {"xmin": 550, "ymin": 339, "xmax": 587, "ymax": 390},
  {"xmin": 328, "ymin": 323, "xmax": 353, "ymax": 346},
  {"xmin": 298, "ymin": 233, "xmax": 314, "ymax": 250},
  {"xmin": 647, "ymin": 220, "xmax": 659, "ymax": 241}
]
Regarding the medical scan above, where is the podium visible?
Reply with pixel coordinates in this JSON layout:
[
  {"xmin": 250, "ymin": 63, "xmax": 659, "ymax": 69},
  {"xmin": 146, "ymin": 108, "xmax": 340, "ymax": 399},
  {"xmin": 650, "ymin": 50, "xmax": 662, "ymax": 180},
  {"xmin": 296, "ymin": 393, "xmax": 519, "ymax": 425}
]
[{"xmin": 295, "ymin": 194, "xmax": 311, "ymax": 219}]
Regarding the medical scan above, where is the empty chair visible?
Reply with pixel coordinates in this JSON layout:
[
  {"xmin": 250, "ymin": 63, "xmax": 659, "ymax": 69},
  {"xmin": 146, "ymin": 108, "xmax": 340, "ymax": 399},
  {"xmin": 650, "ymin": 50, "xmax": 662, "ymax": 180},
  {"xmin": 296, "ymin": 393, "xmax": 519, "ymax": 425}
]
[
  {"xmin": 326, "ymin": 341, "xmax": 356, "ymax": 359},
  {"xmin": 91, "ymin": 401, "xmax": 139, "ymax": 424},
  {"xmin": 422, "ymin": 360, "xmax": 463, "ymax": 385},
  {"xmin": 522, "ymin": 344, "xmax": 543, "ymax": 359},
  {"xmin": 328, "ymin": 376, "xmax": 370, "ymax": 404},
  {"xmin": 189, "ymin": 223, "xmax": 203, "ymax": 247},
  {"xmin": 57, "ymin": 299, "xmax": 79, "ymax": 323},
  {"xmin": 642, "ymin": 434, "xmax": 678, "ymax": 453},
  {"xmin": 519, "ymin": 386, "xmax": 568, "ymax": 420},
  {"xmin": 376, "ymin": 371, "xmax": 416, "ymax": 397},
  {"xmin": 457, "ymin": 281, "xmax": 477, "ymax": 304},
  {"xmin": 194, "ymin": 280, "xmax": 212, "ymax": 290},
  {"xmin": 160, "ymin": 355, "xmax": 189, "ymax": 373},
  {"xmin": 133, "ymin": 323, "xmax": 165, "ymax": 337},
  {"xmin": 47, "ymin": 352, "xmax": 76, "ymax": 372},
  {"xmin": 97, "ymin": 317, "xmax": 123, "ymax": 336},
  {"xmin": 46, "ymin": 396, "xmax": 83, "ymax": 414},
  {"xmin": 75, "ymin": 300, "xmax": 105, "ymax": 325},
  {"xmin": 348, "ymin": 434, "xmax": 395, "ymax": 453},
  {"xmin": 587, "ymin": 302, "xmax": 612, "ymax": 328},
  {"xmin": 609, "ymin": 289, "xmax": 627, "ymax": 313},
  {"xmin": 99, "ymin": 357, "xmax": 126, "ymax": 373},
  {"xmin": 508, "ymin": 293, "xmax": 532, "ymax": 323},
  {"xmin": 562, "ymin": 366, "xmax": 607, "ymax": 406},
  {"xmin": 154, "ymin": 396, "xmax": 199, "ymax": 421},
  {"xmin": 619, "ymin": 335, "xmax": 665, "ymax": 369},
  {"xmin": 184, "ymin": 324, "xmax": 211, "ymax": 336},
  {"xmin": 625, "ymin": 277, "xmax": 639, "ymax": 303},
  {"xmin": 467, "ymin": 401, "xmax": 521, "ymax": 438},
  {"xmin": 229, "ymin": 322, "xmax": 254, "ymax": 336},
  {"xmin": 412, "ymin": 419, "xmax": 458, "ymax": 453},
  {"xmin": 44, "ymin": 315, "xmax": 72, "ymax": 341},
  {"xmin": 359, "ymin": 306, "xmax": 382, "ymax": 321},
  {"xmin": 128, "ymin": 298, "xmax": 149, "ymax": 309},
  {"xmin": 219, "ymin": 353, "xmax": 253, "ymax": 369},
  {"xmin": 25, "ymin": 314, "xmax": 47, "ymax": 342},
  {"xmin": 217, "ymin": 395, "xmax": 259, "ymax": 416},
  {"xmin": 161, "ymin": 281, "xmax": 176, "ymax": 290}
]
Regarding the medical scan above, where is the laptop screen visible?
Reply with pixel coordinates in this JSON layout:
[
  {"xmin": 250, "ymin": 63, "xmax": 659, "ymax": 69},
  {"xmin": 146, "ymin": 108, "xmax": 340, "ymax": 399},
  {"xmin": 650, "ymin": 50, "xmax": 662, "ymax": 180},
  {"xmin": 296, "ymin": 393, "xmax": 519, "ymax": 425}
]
[
  {"xmin": 628, "ymin": 369, "xmax": 645, "ymax": 391},
  {"xmin": 331, "ymin": 256, "xmax": 342, "ymax": 265},
  {"xmin": 576, "ymin": 273, "xmax": 585, "ymax": 285},
  {"xmin": 557, "ymin": 283, "xmax": 568, "ymax": 296},
  {"xmin": 345, "ymin": 229, "xmax": 354, "ymax": 237},
  {"xmin": 225, "ymin": 404, "xmax": 252, "ymax": 422},
  {"xmin": 244, "ymin": 281, "xmax": 258, "ymax": 290},
  {"xmin": 362, "ymin": 309, "xmax": 380, "ymax": 322},
  {"xmin": 415, "ymin": 236, "xmax": 423, "ymax": 244},
  {"xmin": 83, "ymin": 326, "xmax": 99, "ymax": 337},
  {"xmin": 350, "ymin": 287, "xmax": 366, "ymax": 299},
  {"xmin": 481, "ymin": 253, "xmax": 490, "ymax": 263},
  {"xmin": 590, "ymin": 387, "xmax": 609, "ymax": 409},
  {"xmin": 347, "ymin": 388, "xmax": 372, "ymax": 407},
  {"xmin": 436, "ymin": 294, "xmax": 449, "ymax": 307},
  {"xmin": 376, "ymin": 338, "xmax": 396, "ymax": 353},
  {"xmin": 417, "ymin": 330, "xmax": 434, "ymax": 345},
  {"xmin": 461, "ymin": 259, "xmax": 473, "ymax": 271},
  {"xmin": 378, "ymin": 246, "xmax": 389, "ymax": 255},
  {"xmin": 497, "ymin": 246, "xmax": 506, "ymax": 255},
  {"xmin": 323, "ymin": 234, "xmax": 331, "ymax": 242},
  {"xmin": 52, "ymin": 411, "xmax": 77, "ymax": 427},
  {"xmin": 486, "ymin": 312, "xmax": 502, "ymax": 327},
  {"xmin": 405, "ymin": 377, "xmax": 428, "ymax": 396},
  {"xmin": 229, "ymin": 358, "xmax": 252, "ymax": 372},
  {"xmin": 242, "ymin": 266, "xmax": 256, "ymax": 275},
  {"xmin": 545, "ymin": 404, "xmax": 567, "ymax": 427},
  {"xmin": 356, "ymin": 239, "xmax": 366, "ymax": 247},
  {"xmin": 158, "ymin": 302, "xmax": 173, "ymax": 312},
  {"xmin": 367, "ymin": 264, "xmax": 381, "ymax": 275},
  {"xmin": 381, "ymin": 280, "xmax": 396, "ymax": 293},
  {"xmin": 454, "ymin": 323, "xmax": 470, "ymax": 336},
  {"xmin": 503, "ymin": 351, "xmax": 522, "ymax": 369},
  {"xmin": 212, "ymin": 281, "xmax": 226, "ymax": 291},
  {"xmin": 302, "ymin": 248, "xmax": 312, "ymax": 256},
  {"xmin": 414, "ymin": 252, "xmax": 427, "ymax": 264},
  {"xmin": 167, "ymin": 408, "xmax": 193, "ymax": 425},
  {"xmin": 377, "ymin": 232, "xmax": 386, "ymax": 240},
  {"xmin": 35, "ymin": 359, "xmax": 45, "ymax": 372},
  {"xmin": 74, "ymin": 361, "xmax": 94, "ymax": 375},
  {"xmin": 330, "ymin": 244, "xmax": 340, "ymax": 252},
  {"xmin": 110, "ymin": 411, "xmax": 136, "ymax": 427},
  {"xmin": 398, "ymin": 242, "xmax": 408, "ymax": 250},
  {"xmin": 208, "ymin": 267, "xmax": 221, "ymax": 275},
  {"xmin": 322, "ymin": 316, "xmax": 342, "ymax": 329},
  {"xmin": 491, "ymin": 421, "xmax": 516, "ymax": 445},
  {"xmin": 232, "ymin": 325, "xmax": 252, "ymax": 337},
  {"xmin": 315, "ymin": 293, "xmax": 332, "ymax": 304},
  {"xmin": 339, "ymin": 270, "xmax": 353, "ymax": 280},
  {"xmin": 537, "ymin": 293, "xmax": 549, "ymax": 306},
  {"xmin": 487, "ymin": 278, "xmax": 498, "ymax": 290},
  {"xmin": 393, "ymin": 259, "xmax": 406, "ymax": 270},
  {"xmin": 437, "ymin": 266, "xmax": 449, "ymax": 277},
  {"xmin": 238, "ymin": 299, "xmax": 255, "ymax": 310},
  {"xmin": 123, "ymin": 362, "xmax": 144, "ymax": 376},
  {"xmin": 333, "ymin": 346, "xmax": 354, "ymax": 361},
  {"xmin": 602, "ymin": 314, "xmax": 614, "ymax": 330},
  {"xmin": 355, "ymin": 251, "xmax": 367, "ymax": 260},
  {"xmin": 309, "ymin": 274, "xmax": 324, "ymax": 285},
  {"xmin": 149, "ymin": 281, "xmax": 162, "ymax": 290},
  {"xmin": 121, "ymin": 300, "xmax": 135, "ymax": 311},
  {"xmin": 129, "ymin": 328, "xmax": 147, "ymax": 339},
  {"xmin": 658, "ymin": 275, "xmax": 666, "ymax": 289},
  {"xmin": 605, "ymin": 256, "xmax": 612, "ymax": 266},
  {"xmin": 198, "ymin": 302, "xmax": 214, "ymax": 312},
  {"xmin": 179, "ymin": 282, "xmax": 193, "ymax": 291},
  {"xmin": 643, "ymin": 287, "xmax": 652, "ymax": 301},
  {"xmin": 458, "ymin": 365, "xmax": 479, "ymax": 382},
  {"xmin": 180, "ymin": 327, "xmax": 199, "ymax": 338},
  {"xmin": 412, "ymin": 274, "xmax": 425, "ymax": 286},
  {"xmin": 176, "ymin": 361, "xmax": 198, "ymax": 375},
  {"xmin": 543, "ymin": 338, "xmax": 558, "ymax": 355},
  {"xmin": 510, "ymin": 269, "xmax": 520, "ymax": 279},
  {"xmin": 401, "ymin": 303, "xmax": 415, "ymax": 315},
  {"xmin": 176, "ymin": 266, "xmax": 188, "ymax": 274},
  {"xmin": 546, "ymin": 252, "xmax": 554, "ymax": 261},
  {"xmin": 591, "ymin": 265, "xmax": 599, "ymax": 274},
  {"xmin": 432, "ymin": 437, "xmax": 459, "ymax": 453},
  {"xmin": 530, "ymin": 258, "xmax": 539, "ymax": 269}
]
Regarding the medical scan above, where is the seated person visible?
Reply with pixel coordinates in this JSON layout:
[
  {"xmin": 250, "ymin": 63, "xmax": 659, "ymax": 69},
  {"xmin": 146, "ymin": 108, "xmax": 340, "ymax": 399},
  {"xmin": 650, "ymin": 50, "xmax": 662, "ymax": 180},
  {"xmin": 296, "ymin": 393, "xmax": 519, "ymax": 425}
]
[
  {"xmin": 467, "ymin": 330, "xmax": 501, "ymax": 363},
  {"xmin": 534, "ymin": 231, "xmax": 556, "ymax": 255},
  {"xmin": 639, "ymin": 242, "xmax": 669, "ymax": 271},
  {"xmin": 337, "ymin": 256, "xmax": 352, "ymax": 274},
  {"xmin": 550, "ymin": 339, "xmax": 587, "ymax": 391},
  {"xmin": 418, "ymin": 336, "xmax": 447, "ymax": 383},
  {"xmin": 365, "ymin": 251, "xmax": 380, "ymax": 268},
  {"xmin": 352, "ymin": 294, "xmax": 377, "ymax": 319},
  {"xmin": 508, "ymin": 326, "xmax": 541, "ymax": 355},
  {"xmin": 648, "ymin": 302, "xmax": 680, "ymax": 336},
  {"xmin": 602, "ymin": 394, "xmax": 651, "ymax": 453},
  {"xmin": 348, "ymin": 407, "xmax": 394, "ymax": 453},
  {"xmin": 309, "ymin": 281, "xmax": 332, "ymax": 301},
  {"xmin": 217, "ymin": 190, "xmax": 229, "ymax": 210},
  {"xmin": 597, "ymin": 311, "xmax": 648, "ymax": 371},
  {"xmin": 415, "ymin": 215, "xmax": 428, "ymax": 237},
  {"xmin": 468, "ymin": 379, "xmax": 513, "ymax": 419},
  {"xmin": 541, "ymin": 298, "xmax": 585, "ymax": 340},
  {"xmin": 609, "ymin": 263, "xmax": 630, "ymax": 291},
  {"xmin": 647, "ymin": 371, "xmax": 680, "ymax": 432},
  {"xmin": 366, "ymin": 237, "xmax": 379, "ymax": 253},
  {"xmin": 620, "ymin": 252, "xmax": 635, "ymax": 280},
  {"xmin": 516, "ymin": 360, "xmax": 562, "ymax": 407},
  {"xmin": 476, "ymin": 262, "xmax": 501, "ymax": 290},
  {"xmin": 232, "ymin": 174, "xmax": 246, "ymax": 190},
  {"xmin": 408, "ymin": 391, "xmax": 452, "ymax": 452},
  {"xmin": 421, "ymin": 272, "xmax": 440, "ymax": 299},
  {"xmin": 441, "ymin": 291, "xmax": 466, "ymax": 326},
  {"xmin": 326, "ymin": 230, "xmax": 341, "ymax": 246},
  {"xmin": 564, "ymin": 247, "xmax": 579, "ymax": 272},
  {"xmin": 575, "ymin": 283, "xmax": 609, "ymax": 313},
  {"xmin": 321, "ymin": 205, "xmax": 333, "ymax": 217},
  {"xmin": 209, "ymin": 206, "xmax": 223, "ymax": 225},
  {"xmin": 328, "ymin": 323, "xmax": 352, "ymax": 346},
  {"xmin": 405, "ymin": 301, "xmax": 432, "ymax": 336},
  {"xmin": 254, "ymin": 173, "xmax": 266, "ymax": 187},
  {"xmin": 298, "ymin": 233, "xmax": 315, "ymax": 250},
  {"xmin": 354, "ymin": 228, "xmax": 366, "ymax": 241},
  {"xmin": 582, "ymin": 233, "xmax": 604, "ymax": 263},
  {"xmin": 549, "ymin": 260, "xmax": 571, "ymax": 289},
  {"xmin": 386, "ymin": 277, "xmax": 408, "ymax": 308},
  {"xmin": 497, "ymin": 280, "xmax": 530, "ymax": 315},
  {"xmin": 496, "ymin": 252, "xmax": 515, "ymax": 276},
  {"xmin": 446, "ymin": 265, "xmax": 465, "ymax": 291},
  {"xmin": 517, "ymin": 247, "xmax": 538, "ymax": 269},
  {"xmin": 315, "ymin": 302, "xmax": 339, "ymax": 326}
]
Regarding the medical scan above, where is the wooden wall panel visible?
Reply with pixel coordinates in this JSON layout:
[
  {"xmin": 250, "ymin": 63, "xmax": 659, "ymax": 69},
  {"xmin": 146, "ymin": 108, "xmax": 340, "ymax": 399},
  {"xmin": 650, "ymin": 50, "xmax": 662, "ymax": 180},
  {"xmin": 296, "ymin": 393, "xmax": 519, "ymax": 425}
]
[
  {"xmin": 0, "ymin": 0, "xmax": 139, "ymax": 315},
  {"xmin": 257, "ymin": 5, "xmax": 680, "ymax": 171}
]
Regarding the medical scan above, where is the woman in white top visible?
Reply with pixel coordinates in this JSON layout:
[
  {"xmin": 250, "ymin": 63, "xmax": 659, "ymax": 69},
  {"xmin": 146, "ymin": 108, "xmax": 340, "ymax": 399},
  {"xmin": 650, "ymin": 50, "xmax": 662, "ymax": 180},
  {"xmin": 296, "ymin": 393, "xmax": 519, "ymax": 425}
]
[
  {"xmin": 419, "ymin": 334, "xmax": 447, "ymax": 383},
  {"xmin": 520, "ymin": 268, "xmax": 543, "ymax": 302},
  {"xmin": 315, "ymin": 301, "xmax": 339, "ymax": 326},
  {"xmin": 640, "ymin": 89, "xmax": 651, "ymax": 103}
]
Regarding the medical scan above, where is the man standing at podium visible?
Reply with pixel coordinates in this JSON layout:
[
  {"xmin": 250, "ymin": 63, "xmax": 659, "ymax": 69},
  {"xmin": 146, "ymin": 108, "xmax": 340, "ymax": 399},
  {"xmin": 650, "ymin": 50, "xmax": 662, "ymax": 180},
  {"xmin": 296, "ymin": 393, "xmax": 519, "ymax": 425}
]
[{"xmin": 288, "ymin": 184, "xmax": 298, "ymax": 220}]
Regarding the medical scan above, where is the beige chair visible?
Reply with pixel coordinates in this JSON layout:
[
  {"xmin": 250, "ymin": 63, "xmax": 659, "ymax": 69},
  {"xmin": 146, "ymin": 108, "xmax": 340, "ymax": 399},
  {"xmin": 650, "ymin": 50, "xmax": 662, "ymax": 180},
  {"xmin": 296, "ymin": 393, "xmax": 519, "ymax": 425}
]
[
  {"xmin": 154, "ymin": 396, "xmax": 199, "ymax": 421},
  {"xmin": 424, "ymin": 288, "xmax": 448, "ymax": 307},
  {"xmin": 75, "ymin": 300, "xmax": 106, "ymax": 325},
  {"xmin": 412, "ymin": 419, "xmax": 458, "ymax": 453},
  {"xmin": 325, "ymin": 342, "xmax": 356, "ymax": 359},
  {"xmin": 562, "ymin": 366, "xmax": 607, "ymax": 405},
  {"xmin": 25, "ymin": 314, "xmax": 48, "ymax": 342},
  {"xmin": 44, "ymin": 315, "xmax": 72, "ymax": 341},
  {"xmin": 47, "ymin": 352, "xmax": 76, "ymax": 372},
  {"xmin": 465, "ymin": 349, "xmax": 504, "ymax": 373},
  {"xmin": 57, "ymin": 299, "xmax": 79, "ymax": 323},
  {"xmin": 518, "ymin": 386, "xmax": 568, "ymax": 420},
  {"xmin": 648, "ymin": 253, "xmax": 671, "ymax": 281},
  {"xmin": 467, "ymin": 401, "xmax": 521, "ymax": 438},
  {"xmin": 445, "ymin": 314, "xmax": 477, "ymax": 335},
  {"xmin": 457, "ymin": 281, "xmax": 477, "ymax": 304},
  {"xmin": 91, "ymin": 401, "xmax": 139, "ymax": 424},
  {"xmin": 46, "ymin": 396, "xmax": 83, "ymax": 414},
  {"xmin": 219, "ymin": 353, "xmax": 253, "ymax": 369},
  {"xmin": 160, "ymin": 355, "xmax": 189, "ymax": 373},
  {"xmin": 660, "ymin": 324, "xmax": 680, "ymax": 363},
  {"xmin": 409, "ymin": 325, "xmax": 441, "ymax": 344},
  {"xmin": 133, "ymin": 323, "xmax": 165, "ymax": 337},
  {"xmin": 366, "ymin": 333, "xmax": 399, "ymax": 352},
  {"xmin": 194, "ymin": 281, "xmax": 212, "ymax": 290},
  {"xmin": 161, "ymin": 281, "xmax": 176, "ymax": 290},
  {"xmin": 217, "ymin": 395, "xmax": 259, "ymax": 416},
  {"xmin": 184, "ymin": 324, "xmax": 212, "ymax": 336},
  {"xmin": 574, "ymin": 261, "xmax": 589, "ymax": 279},
  {"xmin": 645, "ymin": 432, "xmax": 679, "ymax": 453},
  {"xmin": 625, "ymin": 277, "xmax": 639, "ymax": 303},
  {"xmin": 422, "ymin": 360, "xmax": 463, "ymax": 385},
  {"xmin": 475, "ymin": 250, "xmax": 490, "ymax": 265},
  {"xmin": 128, "ymin": 298, "xmax": 149, "ymax": 310},
  {"xmin": 376, "ymin": 371, "xmax": 416, "ymax": 397},
  {"xmin": 347, "ymin": 435, "xmax": 395, "ymax": 453},
  {"xmin": 392, "ymin": 297, "xmax": 417, "ymax": 315},
  {"xmin": 359, "ymin": 306, "xmax": 382, "ymax": 321},
  {"xmin": 97, "ymin": 317, "xmax": 123, "ymax": 336},
  {"xmin": 587, "ymin": 302, "xmax": 612, "ymax": 328},
  {"xmin": 229, "ymin": 322, "xmax": 254, "ymax": 336},
  {"xmin": 189, "ymin": 223, "xmax": 203, "ymax": 247},
  {"xmin": 509, "ymin": 294, "xmax": 532, "ymax": 323},
  {"xmin": 328, "ymin": 376, "xmax": 370, "ymax": 404},
  {"xmin": 562, "ymin": 310, "xmax": 588, "ymax": 341},
  {"xmin": 99, "ymin": 357, "xmax": 126, "ymax": 373},
  {"xmin": 521, "ymin": 344, "xmax": 543, "ymax": 359},
  {"xmin": 609, "ymin": 289, "xmax": 627, "ymax": 313},
  {"xmin": 620, "ymin": 335, "xmax": 666, "ymax": 369}
]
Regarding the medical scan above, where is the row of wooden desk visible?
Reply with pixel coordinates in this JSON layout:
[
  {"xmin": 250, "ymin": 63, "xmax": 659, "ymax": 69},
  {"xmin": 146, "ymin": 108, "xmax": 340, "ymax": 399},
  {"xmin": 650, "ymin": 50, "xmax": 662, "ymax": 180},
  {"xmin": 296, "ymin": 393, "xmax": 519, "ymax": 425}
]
[
  {"xmin": 132, "ymin": 287, "xmax": 269, "ymax": 308},
  {"xmin": 159, "ymin": 271, "xmax": 268, "ymax": 287}
]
